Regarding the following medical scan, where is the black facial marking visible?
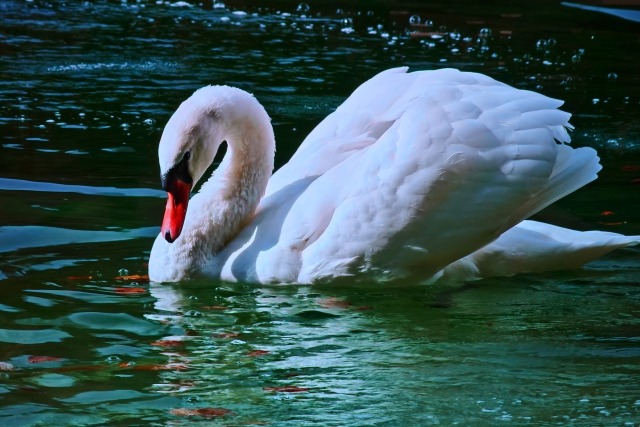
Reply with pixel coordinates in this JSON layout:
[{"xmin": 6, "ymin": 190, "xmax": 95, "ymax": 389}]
[{"xmin": 161, "ymin": 151, "xmax": 193, "ymax": 191}]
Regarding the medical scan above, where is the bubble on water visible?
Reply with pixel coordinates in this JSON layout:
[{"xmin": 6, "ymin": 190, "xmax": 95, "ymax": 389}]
[
  {"xmin": 143, "ymin": 118, "xmax": 155, "ymax": 126},
  {"xmin": 607, "ymin": 72, "xmax": 618, "ymax": 81},
  {"xmin": 546, "ymin": 38, "xmax": 557, "ymax": 48},
  {"xmin": 118, "ymin": 268, "xmax": 129, "ymax": 276},
  {"xmin": 423, "ymin": 19, "xmax": 433, "ymax": 28},
  {"xmin": 577, "ymin": 48, "xmax": 585, "ymax": 55},
  {"xmin": 592, "ymin": 98, "xmax": 600, "ymax": 104},
  {"xmin": 479, "ymin": 27, "xmax": 492, "ymax": 37},
  {"xmin": 106, "ymin": 355, "xmax": 121, "ymax": 364},
  {"xmin": 561, "ymin": 76, "xmax": 573, "ymax": 86},
  {"xmin": 184, "ymin": 310, "xmax": 203, "ymax": 317},
  {"xmin": 169, "ymin": 1, "xmax": 193, "ymax": 8},
  {"xmin": 536, "ymin": 39, "xmax": 547, "ymax": 50},
  {"xmin": 342, "ymin": 17, "xmax": 353, "ymax": 25},
  {"xmin": 499, "ymin": 413, "xmax": 513, "ymax": 421},
  {"xmin": 296, "ymin": 3, "xmax": 309, "ymax": 13},
  {"xmin": 336, "ymin": 8, "xmax": 344, "ymax": 15},
  {"xmin": 185, "ymin": 395, "xmax": 201, "ymax": 403},
  {"xmin": 409, "ymin": 15, "xmax": 420, "ymax": 25},
  {"xmin": 449, "ymin": 30, "xmax": 461, "ymax": 41}
]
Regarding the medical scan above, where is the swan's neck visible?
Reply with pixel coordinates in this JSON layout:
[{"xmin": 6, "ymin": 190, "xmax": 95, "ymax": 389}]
[
  {"xmin": 160, "ymin": 87, "xmax": 275, "ymax": 278},
  {"xmin": 195, "ymin": 114, "xmax": 274, "ymax": 248}
]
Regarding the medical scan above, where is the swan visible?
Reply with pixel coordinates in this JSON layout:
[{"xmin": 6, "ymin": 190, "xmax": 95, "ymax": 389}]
[{"xmin": 148, "ymin": 67, "xmax": 639, "ymax": 284}]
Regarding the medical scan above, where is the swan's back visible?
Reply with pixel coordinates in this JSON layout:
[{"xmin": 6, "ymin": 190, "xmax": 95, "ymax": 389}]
[
  {"xmin": 212, "ymin": 68, "xmax": 602, "ymax": 283},
  {"xmin": 267, "ymin": 67, "xmax": 571, "ymax": 196}
]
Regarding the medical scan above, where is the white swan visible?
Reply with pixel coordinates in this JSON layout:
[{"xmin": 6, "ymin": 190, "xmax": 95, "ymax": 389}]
[{"xmin": 148, "ymin": 67, "xmax": 638, "ymax": 284}]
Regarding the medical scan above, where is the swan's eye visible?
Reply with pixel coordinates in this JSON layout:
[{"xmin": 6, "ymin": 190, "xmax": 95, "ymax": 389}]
[{"xmin": 183, "ymin": 151, "xmax": 191, "ymax": 161}]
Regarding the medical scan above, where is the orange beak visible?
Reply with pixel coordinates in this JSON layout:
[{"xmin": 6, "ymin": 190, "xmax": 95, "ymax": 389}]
[{"xmin": 161, "ymin": 178, "xmax": 192, "ymax": 243}]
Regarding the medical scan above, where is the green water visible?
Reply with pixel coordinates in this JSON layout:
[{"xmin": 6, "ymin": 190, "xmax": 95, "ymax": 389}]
[{"xmin": 0, "ymin": 0, "xmax": 639, "ymax": 425}]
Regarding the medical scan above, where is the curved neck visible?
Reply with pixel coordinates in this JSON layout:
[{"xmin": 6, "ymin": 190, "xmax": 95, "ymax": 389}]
[
  {"xmin": 179, "ymin": 88, "xmax": 275, "ymax": 271},
  {"xmin": 200, "ymin": 104, "xmax": 275, "ymax": 221}
]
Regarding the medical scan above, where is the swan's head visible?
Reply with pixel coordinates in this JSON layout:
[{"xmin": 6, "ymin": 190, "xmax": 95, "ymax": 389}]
[
  {"xmin": 156, "ymin": 85, "xmax": 273, "ymax": 244},
  {"xmin": 157, "ymin": 88, "xmax": 225, "ymax": 243}
]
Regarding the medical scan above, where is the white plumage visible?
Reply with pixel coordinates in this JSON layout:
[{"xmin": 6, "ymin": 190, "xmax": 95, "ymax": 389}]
[{"xmin": 148, "ymin": 67, "xmax": 638, "ymax": 284}]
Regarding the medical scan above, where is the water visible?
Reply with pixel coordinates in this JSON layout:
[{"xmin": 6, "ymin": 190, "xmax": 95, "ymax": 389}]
[{"xmin": 1, "ymin": 0, "xmax": 640, "ymax": 425}]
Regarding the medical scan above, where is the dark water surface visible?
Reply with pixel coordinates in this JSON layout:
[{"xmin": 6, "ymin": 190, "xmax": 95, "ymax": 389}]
[{"xmin": 1, "ymin": 0, "xmax": 639, "ymax": 425}]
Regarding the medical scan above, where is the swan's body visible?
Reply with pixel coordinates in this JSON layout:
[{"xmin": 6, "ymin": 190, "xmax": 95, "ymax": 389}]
[{"xmin": 149, "ymin": 67, "xmax": 638, "ymax": 284}]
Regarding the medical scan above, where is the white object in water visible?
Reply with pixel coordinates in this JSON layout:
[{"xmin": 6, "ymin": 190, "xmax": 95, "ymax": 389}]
[{"xmin": 148, "ymin": 67, "xmax": 639, "ymax": 284}]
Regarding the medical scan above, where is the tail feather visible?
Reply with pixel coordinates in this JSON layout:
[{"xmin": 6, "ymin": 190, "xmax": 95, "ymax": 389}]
[
  {"xmin": 523, "ymin": 145, "xmax": 601, "ymax": 218},
  {"xmin": 440, "ymin": 220, "xmax": 639, "ymax": 282}
]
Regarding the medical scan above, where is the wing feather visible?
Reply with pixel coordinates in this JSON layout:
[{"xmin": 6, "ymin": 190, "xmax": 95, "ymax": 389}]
[
  {"xmin": 285, "ymin": 69, "xmax": 599, "ymax": 282},
  {"xmin": 210, "ymin": 68, "xmax": 601, "ymax": 283}
]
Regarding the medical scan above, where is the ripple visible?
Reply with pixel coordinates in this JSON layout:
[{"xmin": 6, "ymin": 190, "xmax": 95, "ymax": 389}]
[
  {"xmin": 67, "ymin": 312, "xmax": 163, "ymax": 336},
  {"xmin": 0, "ymin": 178, "xmax": 165, "ymax": 198},
  {"xmin": 46, "ymin": 61, "xmax": 179, "ymax": 73},
  {"xmin": 0, "ymin": 225, "xmax": 158, "ymax": 253},
  {"xmin": 0, "ymin": 328, "xmax": 71, "ymax": 344},
  {"xmin": 59, "ymin": 389, "xmax": 152, "ymax": 404},
  {"xmin": 26, "ymin": 290, "xmax": 124, "ymax": 305},
  {"xmin": 562, "ymin": 2, "xmax": 640, "ymax": 23}
]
